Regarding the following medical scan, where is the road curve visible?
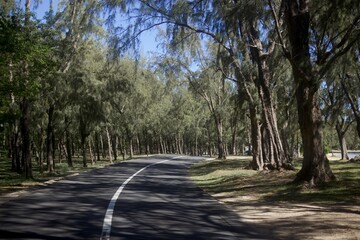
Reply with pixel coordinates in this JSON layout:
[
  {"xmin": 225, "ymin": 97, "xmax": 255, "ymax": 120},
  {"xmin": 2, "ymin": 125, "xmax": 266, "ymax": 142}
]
[{"xmin": 0, "ymin": 155, "xmax": 270, "ymax": 240}]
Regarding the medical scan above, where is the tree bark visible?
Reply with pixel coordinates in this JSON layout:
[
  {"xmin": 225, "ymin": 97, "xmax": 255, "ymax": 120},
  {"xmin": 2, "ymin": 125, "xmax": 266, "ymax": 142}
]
[
  {"xmin": 106, "ymin": 126, "xmax": 113, "ymax": 163},
  {"xmin": 247, "ymin": 22, "xmax": 287, "ymax": 169},
  {"xmin": 112, "ymin": 135, "xmax": 118, "ymax": 161},
  {"xmin": 95, "ymin": 132, "xmax": 101, "ymax": 162},
  {"xmin": 249, "ymin": 104, "xmax": 264, "ymax": 170},
  {"xmin": 284, "ymin": 0, "xmax": 335, "ymax": 185},
  {"xmin": 20, "ymin": 97, "xmax": 32, "ymax": 178},
  {"xmin": 20, "ymin": 0, "xmax": 32, "ymax": 179},
  {"xmin": 65, "ymin": 116, "xmax": 73, "ymax": 167},
  {"xmin": 214, "ymin": 115, "xmax": 226, "ymax": 159},
  {"xmin": 46, "ymin": 105, "xmax": 54, "ymax": 173},
  {"xmin": 10, "ymin": 124, "xmax": 21, "ymax": 173},
  {"xmin": 335, "ymin": 121, "xmax": 349, "ymax": 160},
  {"xmin": 89, "ymin": 138, "xmax": 94, "ymax": 165},
  {"xmin": 129, "ymin": 138, "xmax": 134, "ymax": 159},
  {"xmin": 81, "ymin": 134, "xmax": 87, "ymax": 167}
]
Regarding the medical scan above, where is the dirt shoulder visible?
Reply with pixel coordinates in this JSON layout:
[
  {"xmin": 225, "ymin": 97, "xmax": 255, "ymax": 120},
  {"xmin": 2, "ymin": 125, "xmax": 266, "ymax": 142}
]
[
  {"xmin": 190, "ymin": 156, "xmax": 360, "ymax": 240},
  {"xmin": 217, "ymin": 195, "xmax": 360, "ymax": 240}
]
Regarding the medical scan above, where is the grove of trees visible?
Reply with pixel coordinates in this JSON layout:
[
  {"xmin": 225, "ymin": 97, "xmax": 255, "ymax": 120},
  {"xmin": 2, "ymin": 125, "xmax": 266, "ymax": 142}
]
[{"xmin": 0, "ymin": 0, "xmax": 359, "ymax": 187}]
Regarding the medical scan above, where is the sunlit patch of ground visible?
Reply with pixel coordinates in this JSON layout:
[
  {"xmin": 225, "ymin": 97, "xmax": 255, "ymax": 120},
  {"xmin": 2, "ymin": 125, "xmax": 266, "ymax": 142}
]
[{"xmin": 190, "ymin": 156, "xmax": 360, "ymax": 240}]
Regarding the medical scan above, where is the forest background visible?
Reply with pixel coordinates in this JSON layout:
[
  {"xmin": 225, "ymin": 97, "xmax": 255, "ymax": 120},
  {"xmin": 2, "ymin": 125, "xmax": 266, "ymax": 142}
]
[{"xmin": 0, "ymin": 0, "xmax": 359, "ymax": 188}]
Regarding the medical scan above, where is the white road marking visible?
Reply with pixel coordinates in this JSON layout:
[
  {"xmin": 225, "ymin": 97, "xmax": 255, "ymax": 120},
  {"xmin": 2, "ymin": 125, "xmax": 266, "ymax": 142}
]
[{"xmin": 100, "ymin": 158, "xmax": 180, "ymax": 240}]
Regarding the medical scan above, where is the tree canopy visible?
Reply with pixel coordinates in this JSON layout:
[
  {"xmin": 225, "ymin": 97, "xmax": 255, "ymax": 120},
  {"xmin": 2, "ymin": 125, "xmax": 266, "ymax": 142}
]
[{"xmin": 0, "ymin": 0, "xmax": 359, "ymax": 186}]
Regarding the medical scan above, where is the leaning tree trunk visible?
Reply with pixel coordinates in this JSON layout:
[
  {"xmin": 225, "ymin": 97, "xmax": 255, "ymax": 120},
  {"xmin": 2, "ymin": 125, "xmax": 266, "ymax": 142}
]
[
  {"xmin": 285, "ymin": 0, "xmax": 335, "ymax": 185},
  {"xmin": 335, "ymin": 122, "xmax": 349, "ymax": 160},
  {"xmin": 247, "ymin": 22, "xmax": 287, "ymax": 169},
  {"xmin": 341, "ymin": 81, "xmax": 360, "ymax": 138}
]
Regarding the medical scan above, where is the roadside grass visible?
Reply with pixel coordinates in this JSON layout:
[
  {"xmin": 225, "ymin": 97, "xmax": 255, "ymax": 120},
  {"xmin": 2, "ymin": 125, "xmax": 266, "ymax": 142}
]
[
  {"xmin": 190, "ymin": 156, "xmax": 360, "ymax": 205},
  {"xmin": 0, "ymin": 154, "xmax": 125, "ymax": 196}
]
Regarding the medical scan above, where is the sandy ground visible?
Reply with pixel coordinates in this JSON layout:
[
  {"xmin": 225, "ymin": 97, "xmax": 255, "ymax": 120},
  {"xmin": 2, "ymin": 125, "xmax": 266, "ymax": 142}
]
[
  {"xmin": 215, "ymin": 194, "xmax": 360, "ymax": 240},
  {"xmin": 201, "ymin": 155, "xmax": 360, "ymax": 239}
]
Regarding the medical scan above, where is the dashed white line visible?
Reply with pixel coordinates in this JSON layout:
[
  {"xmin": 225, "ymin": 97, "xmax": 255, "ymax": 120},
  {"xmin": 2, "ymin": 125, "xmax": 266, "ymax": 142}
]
[{"xmin": 100, "ymin": 158, "xmax": 176, "ymax": 240}]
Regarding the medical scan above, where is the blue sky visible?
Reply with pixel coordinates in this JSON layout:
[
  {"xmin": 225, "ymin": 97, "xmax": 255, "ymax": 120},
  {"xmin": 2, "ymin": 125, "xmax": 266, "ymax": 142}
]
[{"xmin": 34, "ymin": 0, "xmax": 159, "ymax": 56}]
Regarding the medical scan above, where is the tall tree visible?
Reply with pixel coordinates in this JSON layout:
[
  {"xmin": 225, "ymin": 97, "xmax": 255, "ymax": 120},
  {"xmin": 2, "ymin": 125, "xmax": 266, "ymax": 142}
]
[{"xmin": 272, "ymin": 0, "xmax": 360, "ymax": 185}]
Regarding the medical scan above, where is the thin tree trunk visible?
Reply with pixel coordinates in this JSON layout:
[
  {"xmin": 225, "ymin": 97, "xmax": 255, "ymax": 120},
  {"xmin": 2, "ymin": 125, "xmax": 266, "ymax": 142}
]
[
  {"xmin": 89, "ymin": 138, "xmax": 94, "ymax": 165},
  {"xmin": 65, "ymin": 117, "xmax": 73, "ymax": 167},
  {"xmin": 214, "ymin": 116, "xmax": 226, "ymax": 159},
  {"xmin": 20, "ymin": 0, "xmax": 32, "ymax": 179},
  {"xmin": 52, "ymin": 131, "xmax": 56, "ymax": 169},
  {"xmin": 100, "ymin": 134, "xmax": 105, "ymax": 159},
  {"xmin": 20, "ymin": 97, "xmax": 32, "ymax": 178},
  {"xmin": 121, "ymin": 137, "xmax": 127, "ymax": 161},
  {"xmin": 106, "ymin": 126, "xmax": 113, "ymax": 163},
  {"xmin": 129, "ymin": 138, "xmax": 134, "ymax": 159},
  {"xmin": 112, "ymin": 135, "xmax": 118, "ymax": 161},
  {"xmin": 137, "ymin": 135, "xmax": 141, "ymax": 155},
  {"xmin": 336, "ymin": 122, "xmax": 349, "ymax": 160},
  {"xmin": 10, "ymin": 124, "xmax": 21, "ymax": 173},
  {"xmin": 81, "ymin": 134, "xmax": 87, "ymax": 167},
  {"xmin": 249, "ymin": 104, "xmax": 264, "ymax": 170},
  {"xmin": 46, "ymin": 105, "xmax": 54, "ymax": 173},
  {"xmin": 95, "ymin": 132, "xmax": 100, "ymax": 162},
  {"xmin": 38, "ymin": 128, "xmax": 44, "ymax": 173}
]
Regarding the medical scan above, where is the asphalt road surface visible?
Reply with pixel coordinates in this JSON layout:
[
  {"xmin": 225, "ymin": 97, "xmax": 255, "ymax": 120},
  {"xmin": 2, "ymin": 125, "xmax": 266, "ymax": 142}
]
[{"xmin": 0, "ymin": 155, "xmax": 270, "ymax": 240}]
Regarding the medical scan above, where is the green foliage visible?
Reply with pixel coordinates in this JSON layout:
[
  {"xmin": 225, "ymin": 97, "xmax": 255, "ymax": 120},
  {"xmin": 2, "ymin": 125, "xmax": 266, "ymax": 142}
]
[{"xmin": 0, "ymin": 11, "xmax": 54, "ymax": 128}]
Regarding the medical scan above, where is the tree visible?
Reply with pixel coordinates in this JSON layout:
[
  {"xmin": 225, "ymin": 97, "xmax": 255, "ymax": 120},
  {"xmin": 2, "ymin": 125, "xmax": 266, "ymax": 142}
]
[
  {"xmin": 0, "ymin": 2, "xmax": 53, "ymax": 178},
  {"xmin": 272, "ymin": 0, "xmax": 360, "ymax": 185}
]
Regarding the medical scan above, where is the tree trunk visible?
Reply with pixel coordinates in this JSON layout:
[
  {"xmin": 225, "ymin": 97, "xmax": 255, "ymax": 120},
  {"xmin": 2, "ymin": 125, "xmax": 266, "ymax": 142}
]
[
  {"xmin": 335, "ymin": 122, "xmax": 349, "ymax": 160},
  {"xmin": 137, "ymin": 135, "xmax": 141, "ymax": 155},
  {"xmin": 106, "ymin": 126, "xmax": 113, "ymax": 163},
  {"xmin": 112, "ymin": 135, "xmax": 118, "ymax": 161},
  {"xmin": 20, "ymin": 0, "xmax": 32, "ymax": 179},
  {"xmin": 20, "ymin": 97, "xmax": 32, "ymax": 178},
  {"xmin": 100, "ymin": 134, "xmax": 105, "ymax": 159},
  {"xmin": 89, "ymin": 138, "xmax": 94, "ymax": 165},
  {"xmin": 121, "ymin": 137, "xmax": 127, "ymax": 161},
  {"xmin": 214, "ymin": 116, "xmax": 226, "ymax": 159},
  {"xmin": 65, "ymin": 117, "xmax": 73, "ymax": 167},
  {"xmin": 81, "ymin": 134, "xmax": 87, "ymax": 167},
  {"xmin": 247, "ymin": 22, "xmax": 287, "ymax": 169},
  {"xmin": 285, "ymin": 0, "xmax": 335, "ymax": 185},
  {"xmin": 10, "ymin": 124, "xmax": 21, "ymax": 173},
  {"xmin": 129, "ymin": 138, "xmax": 134, "ymax": 159},
  {"xmin": 38, "ymin": 128, "xmax": 44, "ymax": 173},
  {"xmin": 95, "ymin": 132, "xmax": 101, "ymax": 162},
  {"xmin": 160, "ymin": 136, "xmax": 165, "ymax": 154},
  {"xmin": 52, "ymin": 131, "xmax": 56, "ymax": 169},
  {"xmin": 46, "ymin": 105, "xmax": 54, "ymax": 173},
  {"xmin": 249, "ymin": 104, "xmax": 264, "ymax": 170}
]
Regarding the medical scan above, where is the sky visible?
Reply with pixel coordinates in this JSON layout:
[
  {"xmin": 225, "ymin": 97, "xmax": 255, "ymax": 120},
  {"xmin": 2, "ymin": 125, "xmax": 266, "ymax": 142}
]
[{"xmin": 33, "ymin": 0, "xmax": 159, "ymax": 56}]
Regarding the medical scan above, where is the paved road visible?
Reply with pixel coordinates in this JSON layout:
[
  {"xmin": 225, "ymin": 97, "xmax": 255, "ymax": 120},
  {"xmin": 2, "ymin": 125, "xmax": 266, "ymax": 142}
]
[{"xmin": 0, "ymin": 155, "xmax": 269, "ymax": 240}]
